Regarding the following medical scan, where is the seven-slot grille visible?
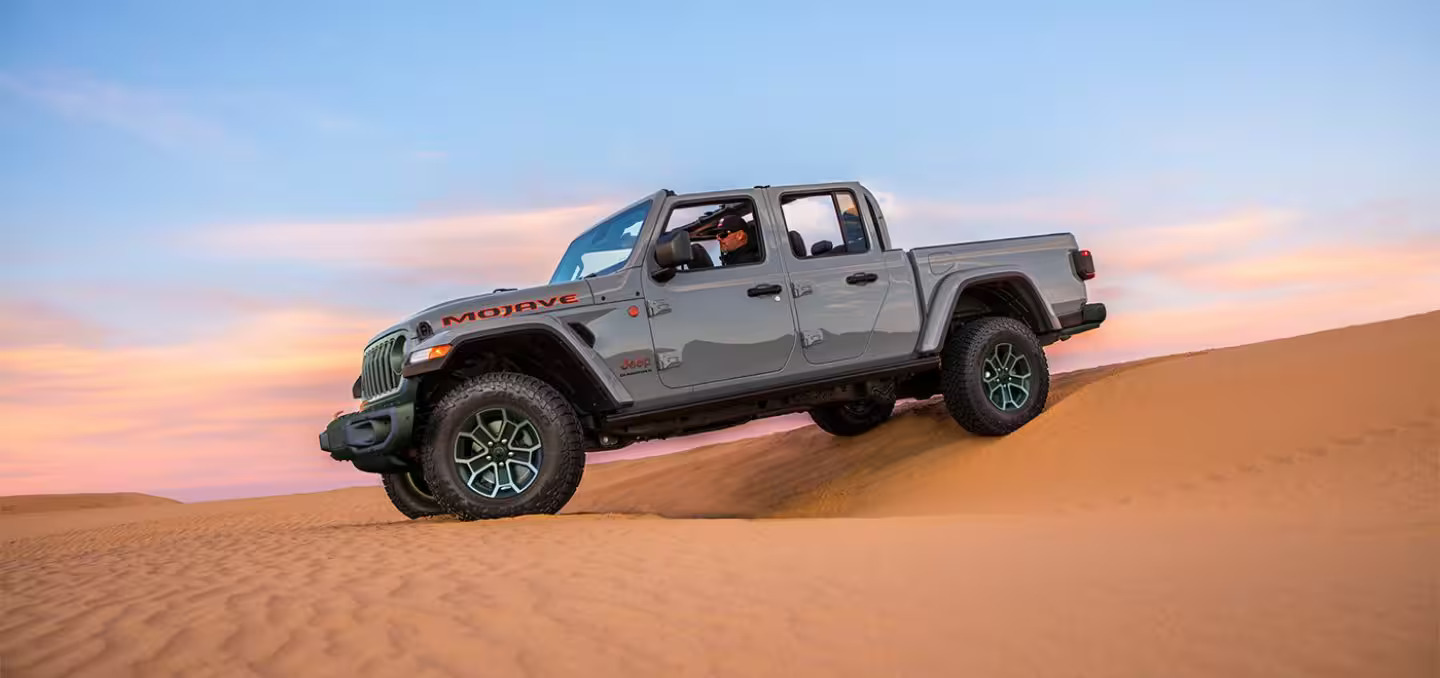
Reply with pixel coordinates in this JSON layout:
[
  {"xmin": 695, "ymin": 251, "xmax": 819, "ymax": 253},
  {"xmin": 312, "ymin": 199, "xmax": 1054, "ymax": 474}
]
[{"xmin": 360, "ymin": 332, "xmax": 406, "ymax": 401}]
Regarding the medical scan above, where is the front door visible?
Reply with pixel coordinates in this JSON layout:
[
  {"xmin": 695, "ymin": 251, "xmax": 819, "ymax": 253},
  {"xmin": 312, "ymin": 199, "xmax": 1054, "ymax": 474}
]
[
  {"xmin": 771, "ymin": 187, "xmax": 889, "ymax": 365},
  {"xmin": 642, "ymin": 191, "xmax": 798, "ymax": 389}
]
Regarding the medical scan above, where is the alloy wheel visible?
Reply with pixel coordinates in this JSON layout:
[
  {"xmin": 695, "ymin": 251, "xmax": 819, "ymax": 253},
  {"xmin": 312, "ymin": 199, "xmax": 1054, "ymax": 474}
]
[
  {"xmin": 453, "ymin": 407, "xmax": 544, "ymax": 499},
  {"xmin": 981, "ymin": 342, "xmax": 1032, "ymax": 411}
]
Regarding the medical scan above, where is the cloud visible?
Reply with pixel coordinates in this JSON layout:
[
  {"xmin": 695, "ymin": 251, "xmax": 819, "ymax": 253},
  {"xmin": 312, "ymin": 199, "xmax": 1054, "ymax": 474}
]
[
  {"xmin": 1086, "ymin": 209, "xmax": 1299, "ymax": 276},
  {"xmin": 0, "ymin": 297, "xmax": 112, "ymax": 348},
  {"xmin": 1171, "ymin": 234, "xmax": 1440, "ymax": 291},
  {"xmin": 0, "ymin": 71, "xmax": 249, "ymax": 155},
  {"xmin": 874, "ymin": 191, "xmax": 1112, "ymax": 228},
  {"xmin": 0, "ymin": 306, "xmax": 386, "ymax": 497},
  {"xmin": 26, "ymin": 191, "xmax": 1414, "ymax": 500},
  {"xmin": 1047, "ymin": 278, "xmax": 1440, "ymax": 372},
  {"xmin": 200, "ymin": 201, "xmax": 621, "ymax": 287}
]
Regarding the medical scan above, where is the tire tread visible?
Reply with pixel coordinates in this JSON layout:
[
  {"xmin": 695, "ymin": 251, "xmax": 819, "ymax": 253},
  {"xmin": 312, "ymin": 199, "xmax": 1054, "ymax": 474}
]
[
  {"xmin": 940, "ymin": 316, "xmax": 1050, "ymax": 436},
  {"xmin": 421, "ymin": 372, "xmax": 585, "ymax": 520}
]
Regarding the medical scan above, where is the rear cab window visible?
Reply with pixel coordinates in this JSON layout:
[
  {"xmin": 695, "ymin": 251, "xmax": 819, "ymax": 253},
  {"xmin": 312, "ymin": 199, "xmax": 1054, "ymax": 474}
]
[{"xmin": 778, "ymin": 190, "xmax": 870, "ymax": 258}]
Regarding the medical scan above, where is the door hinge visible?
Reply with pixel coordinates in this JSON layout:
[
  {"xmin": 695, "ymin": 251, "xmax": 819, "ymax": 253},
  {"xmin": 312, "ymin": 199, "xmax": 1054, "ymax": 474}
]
[
  {"xmin": 802, "ymin": 330, "xmax": 824, "ymax": 347},
  {"xmin": 791, "ymin": 282, "xmax": 813, "ymax": 298},
  {"xmin": 657, "ymin": 350, "xmax": 682, "ymax": 370},
  {"xmin": 647, "ymin": 299, "xmax": 671, "ymax": 317}
]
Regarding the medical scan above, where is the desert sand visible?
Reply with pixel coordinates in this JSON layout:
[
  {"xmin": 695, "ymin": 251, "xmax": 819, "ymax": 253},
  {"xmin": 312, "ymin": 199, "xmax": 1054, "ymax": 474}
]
[{"xmin": 3, "ymin": 312, "xmax": 1437, "ymax": 677}]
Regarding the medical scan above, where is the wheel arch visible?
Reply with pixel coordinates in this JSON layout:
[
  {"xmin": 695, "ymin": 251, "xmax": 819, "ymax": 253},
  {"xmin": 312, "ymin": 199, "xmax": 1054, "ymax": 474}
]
[
  {"xmin": 408, "ymin": 320, "xmax": 633, "ymax": 419},
  {"xmin": 917, "ymin": 268, "xmax": 1059, "ymax": 355}
]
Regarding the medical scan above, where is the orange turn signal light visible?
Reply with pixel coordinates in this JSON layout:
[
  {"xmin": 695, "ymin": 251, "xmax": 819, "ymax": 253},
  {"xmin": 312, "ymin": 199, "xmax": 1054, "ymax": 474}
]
[
  {"xmin": 627, "ymin": 305, "xmax": 640, "ymax": 317},
  {"xmin": 425, "ymin": 345, "xmax": 452, "ymax": 360}
]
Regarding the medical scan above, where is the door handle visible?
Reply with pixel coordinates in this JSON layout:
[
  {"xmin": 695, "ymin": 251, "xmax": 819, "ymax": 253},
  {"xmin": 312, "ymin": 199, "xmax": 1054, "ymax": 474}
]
[
  {"xmin": 747, "ymin": 283, "xmax": 783, "ymax": 297},
  {"xmin": 846, "ymin": 272, "xmax": 879, "ymax": 285}
]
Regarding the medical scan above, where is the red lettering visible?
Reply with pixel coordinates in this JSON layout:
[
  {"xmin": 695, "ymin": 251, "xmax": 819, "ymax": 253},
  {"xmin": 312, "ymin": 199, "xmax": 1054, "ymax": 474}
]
[
  {"xmin": 439, "ymin": 293, "xmax": 582, "ymax": 327},
  {"xmin": 442, "ymin": 312, "xmax": 476, "ymax": 327}
]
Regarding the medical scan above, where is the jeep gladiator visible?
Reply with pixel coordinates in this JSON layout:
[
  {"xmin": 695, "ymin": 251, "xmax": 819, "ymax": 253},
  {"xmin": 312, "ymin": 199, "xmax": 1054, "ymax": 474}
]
[{"xmin": 318, "ymin": 181, "xmax": 1107, "ymax": 520}]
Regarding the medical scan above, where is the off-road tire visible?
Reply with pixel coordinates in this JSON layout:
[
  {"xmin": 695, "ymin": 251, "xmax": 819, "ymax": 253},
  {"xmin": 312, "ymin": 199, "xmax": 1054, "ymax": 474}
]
[
  {"xmin": 381, "ymin": 469, "xmax": 446, "ymax": 519},
  {"xmin": 810, "ymin": 387, "xmax": 896, "ymax": 437},
  {"xmin": 421, "ymin": 372, "xmax": 585, "ymax": 521},
  {"xmin": 941, "ymin": 316, "xmax": 1050, "ymax": 436}
]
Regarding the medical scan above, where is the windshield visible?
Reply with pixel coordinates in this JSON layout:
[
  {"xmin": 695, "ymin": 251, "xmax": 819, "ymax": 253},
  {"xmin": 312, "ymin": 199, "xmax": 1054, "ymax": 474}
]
[{"xmin": 548, "ymin": 199, "xmax": 652, "ymax": 284}]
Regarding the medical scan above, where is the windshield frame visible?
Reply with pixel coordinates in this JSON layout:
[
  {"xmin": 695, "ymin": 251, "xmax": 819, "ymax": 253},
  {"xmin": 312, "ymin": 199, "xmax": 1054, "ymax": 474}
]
[{"xmin": 547, "ymin": 197, "xmax": 655, "ymax": 284}]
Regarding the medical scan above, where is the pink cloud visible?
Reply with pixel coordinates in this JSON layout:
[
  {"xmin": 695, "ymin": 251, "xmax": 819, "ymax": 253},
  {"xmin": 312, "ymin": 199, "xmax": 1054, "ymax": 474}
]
[
  {"xmin": 0, "ymin": 307, "xmax": 385, "ymax": 497},
  {"xmin": 1171, "ymin": 233, "xmax": 1440, "ymax": 291},
  {"xmin": 1047, "ymin": 278, "xmax": 1440, "ymax": 371},
  {"xmin": 1086, "ymin": 208, "xmax": 1298, "ymax": 276},
  {"xmin": 9, "ymin": 192, "xmax": 1432, "ymax": 500}
]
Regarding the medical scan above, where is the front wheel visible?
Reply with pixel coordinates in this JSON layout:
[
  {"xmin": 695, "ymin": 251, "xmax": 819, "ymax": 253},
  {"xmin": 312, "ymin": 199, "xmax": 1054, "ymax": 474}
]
[
  {"xmin": 421, "ymin": 372, "xmax": 586, "ymax": 521},
  {"xmin": 940, "ymin": 316, "xmax": 1050, "ymax": 436},
  {"xmin": 381, "ymin": 469, "xmax": 446, "ymax": 519}
]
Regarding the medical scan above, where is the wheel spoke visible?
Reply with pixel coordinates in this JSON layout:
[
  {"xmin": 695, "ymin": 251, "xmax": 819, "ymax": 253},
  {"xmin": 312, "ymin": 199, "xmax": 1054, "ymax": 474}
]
[
  {"xmin": 466, "ymin": 463, "xmax": 498, "ymax": 496},
  {"xmin": 483, "ymin": 409, "xmax": 509, "ymax": 442},
  {"xmin": 453, "ymin": 406, "xmax": 545, "ymax": 500},
  {"xmin": 508, "ymin": 420, "xmax": 541, "ymax": 453},
  {"xmin": 493, "ymin": 461, "xmax": 516, "ymax": 494},
  {"xmin": 507, "ymin": 459, "xmax": 539, "ymax": 490}
]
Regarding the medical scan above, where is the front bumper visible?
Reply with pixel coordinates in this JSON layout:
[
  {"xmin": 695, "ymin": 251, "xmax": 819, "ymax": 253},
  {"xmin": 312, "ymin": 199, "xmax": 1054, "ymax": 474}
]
[{"xmin": 319, "ymin": 398, "xmax": 416, "ymax": 474}]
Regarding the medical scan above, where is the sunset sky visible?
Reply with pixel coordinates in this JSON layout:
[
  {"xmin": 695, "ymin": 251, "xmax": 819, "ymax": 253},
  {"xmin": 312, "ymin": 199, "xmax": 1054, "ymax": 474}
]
[{"xmin": 2, "ymin": 1, "xmax": 1437, "ymax": 501}]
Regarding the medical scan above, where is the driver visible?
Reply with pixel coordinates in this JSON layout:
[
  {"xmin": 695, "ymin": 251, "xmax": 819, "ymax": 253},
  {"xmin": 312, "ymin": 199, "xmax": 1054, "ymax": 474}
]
[{"xmin": 715, "ymin": 215, "xmax": 762, "ymax": 266}]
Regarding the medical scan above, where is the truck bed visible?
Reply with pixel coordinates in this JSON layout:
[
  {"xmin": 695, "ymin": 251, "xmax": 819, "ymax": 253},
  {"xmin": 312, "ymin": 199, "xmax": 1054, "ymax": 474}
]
[{"xmin": 906, "ymin": 232, "xmax": 1088, "ymax": 328}]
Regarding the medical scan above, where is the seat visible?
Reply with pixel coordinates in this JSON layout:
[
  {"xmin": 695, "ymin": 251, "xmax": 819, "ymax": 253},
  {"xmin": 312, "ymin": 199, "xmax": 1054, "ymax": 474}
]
[
  {"xmin": 788, "ymin": 230, "xmax": 807, "ymax": 258},
  {"xmin": 688, "ymin": 242, "xmax": 714, "ymax": 269}
]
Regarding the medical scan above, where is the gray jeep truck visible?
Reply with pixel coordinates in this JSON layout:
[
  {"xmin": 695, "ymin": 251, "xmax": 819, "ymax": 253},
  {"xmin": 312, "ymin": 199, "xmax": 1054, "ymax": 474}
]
[{"xmin": 319, "ymin": 181, "xmax": 1106, "ymax": 520}]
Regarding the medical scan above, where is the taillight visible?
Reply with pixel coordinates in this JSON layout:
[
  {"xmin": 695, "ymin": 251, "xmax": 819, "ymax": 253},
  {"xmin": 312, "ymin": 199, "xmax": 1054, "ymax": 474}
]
[{"xmin": 1072, "ymin": 249, "xmax": 1096, "ymax": 280}]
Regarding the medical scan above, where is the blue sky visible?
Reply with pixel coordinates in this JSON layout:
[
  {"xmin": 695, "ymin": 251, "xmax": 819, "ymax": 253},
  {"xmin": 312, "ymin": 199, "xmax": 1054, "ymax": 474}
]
[{"xmin": 1, "ymin": 0, "xmax": 1437, "ymax": 499}]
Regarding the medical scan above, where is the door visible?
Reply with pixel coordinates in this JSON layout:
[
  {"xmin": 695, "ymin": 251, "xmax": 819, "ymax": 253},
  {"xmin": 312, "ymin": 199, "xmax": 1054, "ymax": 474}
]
[
  {"xmin": 772, "ymin": 187, "xmax": 889, "ymax": 365},
  {"xmin": 641, "ymin": 191, "xmax": 798, "ymax": 388}
]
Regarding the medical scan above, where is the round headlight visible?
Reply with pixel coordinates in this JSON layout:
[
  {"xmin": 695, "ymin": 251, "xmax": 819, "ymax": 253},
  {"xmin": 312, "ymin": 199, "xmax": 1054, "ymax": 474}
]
[{"xmin": 387, "ymin": 336, "xmax": 407, "ymax": 374}]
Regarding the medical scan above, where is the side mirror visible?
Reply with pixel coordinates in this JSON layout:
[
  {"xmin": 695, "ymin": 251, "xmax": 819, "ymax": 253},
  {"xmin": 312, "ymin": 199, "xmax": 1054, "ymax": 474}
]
[
  {"xmin": 810, "ymin": 240, "xmax": 833, "ymax": 256},
  {"xmin": 653, "ymin": 230, "xmax": 693, "ymax": 281}
]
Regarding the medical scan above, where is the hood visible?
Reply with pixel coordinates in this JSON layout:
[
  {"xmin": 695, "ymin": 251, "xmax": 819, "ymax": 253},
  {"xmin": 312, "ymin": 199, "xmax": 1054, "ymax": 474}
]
[{"xmin": 364, "ymin": 279, "xmax": 594, "ymax": 347}]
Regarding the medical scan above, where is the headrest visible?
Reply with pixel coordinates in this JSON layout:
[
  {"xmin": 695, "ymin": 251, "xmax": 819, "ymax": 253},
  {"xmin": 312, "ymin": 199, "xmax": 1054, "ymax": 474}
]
[{"xmin": 788, "ymin": 230, "xmax": 806, "ymax": 258}]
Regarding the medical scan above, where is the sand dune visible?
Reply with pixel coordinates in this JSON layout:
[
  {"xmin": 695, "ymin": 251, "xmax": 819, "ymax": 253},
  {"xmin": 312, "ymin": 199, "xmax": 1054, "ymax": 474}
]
[
  {"xmin": 3, "ymin": 312, "xmax": 1437, "ymax": 677},
  {"xmin": 1, "ymin": 492, "xmax": 180, "ymax": 515}
]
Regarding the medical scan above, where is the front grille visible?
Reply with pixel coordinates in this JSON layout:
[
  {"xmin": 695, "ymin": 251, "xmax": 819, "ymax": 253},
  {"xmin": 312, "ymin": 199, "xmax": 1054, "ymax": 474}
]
[{"xmin": 360, "ymin": 332, "xmax": 406, "ymax": 402}]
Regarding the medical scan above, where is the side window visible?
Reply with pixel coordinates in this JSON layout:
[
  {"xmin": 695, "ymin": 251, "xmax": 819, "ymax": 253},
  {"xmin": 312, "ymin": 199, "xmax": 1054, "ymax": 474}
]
[
  {"xmin": 779, "ymin": 191, "xmax": 871, "ymax": 258},
  {"xmin": 657, "ymin": 198, "xmax": 765, "ymax": 270}
]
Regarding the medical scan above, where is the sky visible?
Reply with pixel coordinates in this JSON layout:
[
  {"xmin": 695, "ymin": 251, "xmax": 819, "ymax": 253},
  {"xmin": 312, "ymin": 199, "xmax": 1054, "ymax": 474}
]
[{"xmin": 1, "ymin": 0, "xmax": 1437, "ymax": 501}]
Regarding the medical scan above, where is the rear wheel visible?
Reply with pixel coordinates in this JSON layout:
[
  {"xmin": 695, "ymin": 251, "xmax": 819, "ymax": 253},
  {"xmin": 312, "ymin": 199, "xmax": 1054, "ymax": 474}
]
[
  {"xmin": 940, "ymin": 316, "xmax": 1050, "ymax": 436},
  {"xmin": 381, "ymin": 469, "xmax": 445, "ymax": 519},
  {"xmin": 421, "ymin": 372, "xmax": 586, "ymax": 521},
  {"xmin": 810, "ymin": 386, "xmax": 896, "ymax": 437}
]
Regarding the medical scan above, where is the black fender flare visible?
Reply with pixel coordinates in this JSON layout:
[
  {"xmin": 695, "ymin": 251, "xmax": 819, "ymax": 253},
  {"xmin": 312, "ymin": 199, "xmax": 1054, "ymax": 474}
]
[
  {"xmin": 916, "ymin": 267, "xmax": 1061, "ymax": 355},
  {"xmin": 401, "ymin": 315, "xmax": 634, "ymax": 410}
]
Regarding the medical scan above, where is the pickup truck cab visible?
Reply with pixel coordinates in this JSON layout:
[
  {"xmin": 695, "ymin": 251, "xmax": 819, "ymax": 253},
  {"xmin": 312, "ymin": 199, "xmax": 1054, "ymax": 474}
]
[{"xmin": 319, "ymin": 181, "xmax": 1107, "ymax": 520}]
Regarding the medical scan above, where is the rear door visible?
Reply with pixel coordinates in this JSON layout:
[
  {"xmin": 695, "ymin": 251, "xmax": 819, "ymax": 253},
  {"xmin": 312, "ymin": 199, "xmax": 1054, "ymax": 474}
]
[{"xmin": 769, "ymin": 186, "xmax": 890, "ymax": 365}]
